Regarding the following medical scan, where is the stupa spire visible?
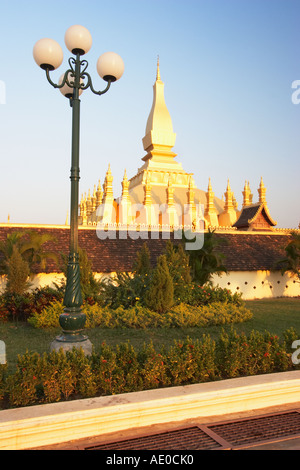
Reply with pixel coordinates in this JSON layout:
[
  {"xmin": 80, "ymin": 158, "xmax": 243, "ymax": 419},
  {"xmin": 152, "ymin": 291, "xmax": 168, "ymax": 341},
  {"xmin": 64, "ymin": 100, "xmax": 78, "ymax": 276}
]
[
  {"xmin": 142, "ymin": 59, "xmax": 176, "ymax": 159},
  {"xmin": 156, "ymin": 55, "xmax": 161, "ymax": 81}
]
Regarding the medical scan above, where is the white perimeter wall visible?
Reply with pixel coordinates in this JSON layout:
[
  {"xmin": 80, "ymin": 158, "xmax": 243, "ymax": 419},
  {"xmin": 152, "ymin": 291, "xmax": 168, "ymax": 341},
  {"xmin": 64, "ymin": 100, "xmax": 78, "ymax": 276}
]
[
  {"xmin": 211, "ymin": 271, "xmax": 300, "ymax": 300},
  {"xmin": 0, "ymin": 271, "xmax": 299, "ymax": 300}
]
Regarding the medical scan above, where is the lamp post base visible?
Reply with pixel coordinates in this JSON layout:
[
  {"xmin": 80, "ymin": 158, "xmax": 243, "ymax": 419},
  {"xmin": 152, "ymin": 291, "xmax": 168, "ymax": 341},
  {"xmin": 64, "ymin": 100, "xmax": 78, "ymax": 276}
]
[{"xmin": 50, "ymin": 337, "xmax": 93, "ymax": 356}]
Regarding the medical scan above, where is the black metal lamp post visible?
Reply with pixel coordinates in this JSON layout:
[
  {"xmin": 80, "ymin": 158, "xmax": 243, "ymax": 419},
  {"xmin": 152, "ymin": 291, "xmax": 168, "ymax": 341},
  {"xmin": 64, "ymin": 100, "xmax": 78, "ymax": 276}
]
[{"xmin": 33, "ymin": 25, "xmax": 124, "ymax": 353}]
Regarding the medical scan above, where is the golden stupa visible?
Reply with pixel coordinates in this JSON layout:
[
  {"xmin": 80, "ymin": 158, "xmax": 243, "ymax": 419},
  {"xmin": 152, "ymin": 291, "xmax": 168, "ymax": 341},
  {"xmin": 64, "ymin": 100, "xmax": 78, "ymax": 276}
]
[{"xmin": 79, "ymin": 59, "xmax": 276, "ymax": 232}]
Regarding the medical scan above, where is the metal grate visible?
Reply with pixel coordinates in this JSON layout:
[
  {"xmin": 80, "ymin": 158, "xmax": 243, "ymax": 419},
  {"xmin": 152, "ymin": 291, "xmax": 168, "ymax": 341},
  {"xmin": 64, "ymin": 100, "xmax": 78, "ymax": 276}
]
[
  {"xmin": 208, "ymin": 411, "xmax": 300, "ymax": 448},
  {"xmin": 85, "ymin": 426, "xmax": 224, "ymax": 450},
  {"xmin": 84, "ymin": 411, "xmax": 300, "ymax": 450}
]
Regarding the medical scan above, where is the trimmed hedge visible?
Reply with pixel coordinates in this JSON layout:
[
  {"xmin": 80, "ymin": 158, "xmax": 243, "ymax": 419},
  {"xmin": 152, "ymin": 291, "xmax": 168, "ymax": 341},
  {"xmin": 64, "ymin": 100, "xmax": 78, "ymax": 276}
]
[
  {"xmin": 0, "ymin": 327, "xmax": 299, "ymax": 409},
  {"xmin": 28, "ymin": 300, "xmax": 253, "ymax": 329}
]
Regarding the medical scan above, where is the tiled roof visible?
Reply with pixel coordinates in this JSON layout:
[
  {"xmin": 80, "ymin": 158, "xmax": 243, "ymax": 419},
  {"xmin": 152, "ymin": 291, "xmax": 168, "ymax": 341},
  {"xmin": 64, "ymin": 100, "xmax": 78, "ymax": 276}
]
[
  {"xmin": 233, "ymin": 203, "xmax": 276, "ymax": 229},
  {"xmin": 0, "ymin": 225, "xmax": 291, "ymax": 273}
]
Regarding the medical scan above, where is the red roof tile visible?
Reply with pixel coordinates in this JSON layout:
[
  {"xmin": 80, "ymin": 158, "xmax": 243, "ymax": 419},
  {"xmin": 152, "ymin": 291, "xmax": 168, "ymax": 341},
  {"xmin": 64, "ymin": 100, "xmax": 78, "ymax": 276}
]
[{"xmin": 0, "ymin": 226, "xmax": 291, "ymax": 273}]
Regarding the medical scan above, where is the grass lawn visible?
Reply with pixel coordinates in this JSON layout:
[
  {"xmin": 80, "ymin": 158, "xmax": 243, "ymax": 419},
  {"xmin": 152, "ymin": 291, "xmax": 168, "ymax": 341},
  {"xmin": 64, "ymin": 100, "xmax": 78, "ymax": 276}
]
[{"xmin": 0, "ymin": 297, "xmax": 299, "ymax": 374}]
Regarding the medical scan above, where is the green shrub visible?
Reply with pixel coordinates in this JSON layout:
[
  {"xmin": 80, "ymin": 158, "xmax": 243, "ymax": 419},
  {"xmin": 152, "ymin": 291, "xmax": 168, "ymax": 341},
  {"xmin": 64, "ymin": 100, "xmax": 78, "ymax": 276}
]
[
  {"xmin": 138, "ymin": 342, "xmax": 170, "ymax": 390},
  {"xmin": 0, "ymin": 329, "xmax": 299, "ymax": 409},
  {"xmin": 28, "ymin": 300, "xmax": 253, "ymax": 330},
  {"xmin": 0, "ymin": 287, "xmax": 64, "ymax": 323},
  {"xmin": 0, "ymin": 364, "xmax": 7, "ymax": 402},
  {"xmin": 5, "ymin": 351, "xmax": 41, "ymax": 407},
  {"xmin": 215, "ymin": 328, "xmax": 293, "ymax": 379},
  {"xmin": 164, "ymin": 241, "xmax": 192, "ymax": 304},
  {"xmin": 28, "ymin": 299, "xmax": 64, "ymax": 328},
  {"xmin": 5, "ymin": 246, "xmax": 31, "ymax": 295},
  {"xmin": 133, "ymin": 242, "xmax": 151, "ymax": 275},
  {"xmin": 145, "ymin": 255, "xmax": 174, "ymax": 313},
  {"xmin": 0, "ymin": 293, "xmax": 31, "ymax": 323},
  {"xmin": 186, "ymin": 284, "xmax": 243, "ymax": 306}
]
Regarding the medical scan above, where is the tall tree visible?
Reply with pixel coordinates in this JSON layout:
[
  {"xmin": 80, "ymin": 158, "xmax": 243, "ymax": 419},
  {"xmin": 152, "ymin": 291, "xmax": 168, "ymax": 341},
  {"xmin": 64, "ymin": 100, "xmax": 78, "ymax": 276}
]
[
  {"xmin": 145, "ymin": 255, "xmax": 174, "ymax": 313},
  {"xmin": 5, "ymin": 245, "xmax": 31, "ymax": 295}
]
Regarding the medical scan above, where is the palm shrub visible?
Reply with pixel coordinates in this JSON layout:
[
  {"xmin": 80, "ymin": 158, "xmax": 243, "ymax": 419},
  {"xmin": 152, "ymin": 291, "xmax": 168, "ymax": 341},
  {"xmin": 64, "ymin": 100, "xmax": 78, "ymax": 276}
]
[
  {"xmin": 185, "ymin": 229, "xmax": 227, "ymax": 285},
  {"xmin": 0, "ymin": 231, "xmax": 58, "ymax": 296},
  {"xmin": 99, "ymin": 243, "xmax": 152, "ymax": 309}
]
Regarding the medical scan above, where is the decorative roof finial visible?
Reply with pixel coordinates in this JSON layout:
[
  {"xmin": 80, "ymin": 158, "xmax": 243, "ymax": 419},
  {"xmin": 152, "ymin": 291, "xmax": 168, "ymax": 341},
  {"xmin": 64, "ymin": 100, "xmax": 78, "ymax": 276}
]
[
  {"xmin": 258, "ymin": 176, "xmax": 266, "ymax": 204},
  {"xmin": 156, "ymin": 55, "xmax": 161, "ymax": 81}
]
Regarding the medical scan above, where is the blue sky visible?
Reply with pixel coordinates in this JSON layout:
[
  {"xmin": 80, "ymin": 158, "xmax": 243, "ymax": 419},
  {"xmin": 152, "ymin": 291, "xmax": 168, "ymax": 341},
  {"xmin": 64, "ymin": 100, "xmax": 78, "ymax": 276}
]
[{"xmin": 0, "ymin": 0, "xmax": 299, "ymax": 228}]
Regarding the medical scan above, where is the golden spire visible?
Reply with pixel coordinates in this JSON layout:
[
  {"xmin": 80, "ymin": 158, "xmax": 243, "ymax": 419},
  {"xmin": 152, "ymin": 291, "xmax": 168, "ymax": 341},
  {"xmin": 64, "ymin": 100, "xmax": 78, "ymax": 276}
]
[
  {"xmin": 205, "ymin": 178, "xmax": 218, "ymax": 227},
  {"xmin": 121, "ymin": 169, "xmax": 130, "ymax": 202},
  {"xmin": 142, "ymin": 58, "xmax": 176, "ymax": 157},
  {"xmin": 188, "ymin": 175, "xmax": 195, "ymax": 205},
  {"xmin": 96, "ymin": 179, "xmax": 103, "ymax": 207},
  {"xmin": 218, "ymin": 179, "xmax": 237, "ymax": 227},
  {"xmin": 86, "ymin": 189, "xmax": 92, "ymax": 216},
  {"xmin": 143, "ymin": 171, "xmax": 152, "ymax": 206},
  {"xmin": 258, "ymin": 176, "xmax": 266, "ymax": 204},
  {"xmin": 248, "ymin": 181, "xmax": 253, "ymax": 203},
  {"xmin": 103, "ymin": 164, "xmax": 113, "ymax": 200},
  {"xmin": 242, "ymin": 180, "xmax": 251, "ymax": 207},
  {"xmin": 167, "ymin": 174, "xmax": 174, "ymax": 207},
  {"xmin": 82, "ymin": 199, "xmax": 87, "ymax": 226},
  {"xmin": 206, "ymin": 177, "xmax": 217, "ymax": 214},
  {"xmin": 156, "ymin": 55, "xmax": 161, "ymax": 81},
  {"xmin": 224, "ymin": 179, "xmax": 234, "ymax": 211},
  {"xmin": 92, "ymin": 184, "xmax": 97, "ymax": 211}
]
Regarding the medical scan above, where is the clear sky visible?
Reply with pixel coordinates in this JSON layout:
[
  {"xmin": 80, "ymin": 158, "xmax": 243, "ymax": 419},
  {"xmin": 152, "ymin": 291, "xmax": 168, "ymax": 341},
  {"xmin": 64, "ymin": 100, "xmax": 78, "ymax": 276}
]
[{"xmin": 0, "ymin": 0, "xmax": 299, "ymax": 228}]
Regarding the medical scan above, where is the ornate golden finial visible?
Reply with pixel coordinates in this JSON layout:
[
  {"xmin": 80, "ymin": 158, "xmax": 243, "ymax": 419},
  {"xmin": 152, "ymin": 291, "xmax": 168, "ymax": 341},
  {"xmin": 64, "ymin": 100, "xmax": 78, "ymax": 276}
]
[
  {"xmin": 208, "ymin": 177, "xmax": 212, "ymax": 191},
  {"xmin": 188, "ymin": 175, "xmax": 195, "ymax": 205},
  {"xmin": 224, "ymin": 179, "xmax": 234, "ymax": 211},
  {"xmin": 242, "ymin": 180, "xmax": 251, "ymax": 207},
  {"xmin": 96, "ymin": 179, "xmax": 103, "ymax": 206},
  {"xmin": 82, "ymin": 199, "xmax": 87, "ymax": 226},
  {"xmin": 248, "ymin": 181, "xmax": 253, "ymax": 203},
  {"xmin": 258, "ymin": 176, "xmax": 266, "ymax": 204},
  {"xmin": 144, "ymin": 170, "xmax": 152, "ymax": 206},
  {"xmin": 156, "ymin": 55, "xmax": 161, "ymax": 81},
  {"xmin": 206, "ymin": 177, "xmax": 216, "ymax": 214},
  {"xmin": 7, "ymin": 214, "xmax": 10, "ymax": 224},
  {"xmin": 103, "ymin": 164, "xmax": 114, "ymax": 202},
  {"xmin": 167, "ymin": 173, "xmax": 174, "ymax": 207},
  {"xmin": 86, "ymin": 189, "xmax": 92, "ymax": 216},
  {"xmin": 92, "ymin": 184, "xmax": 97, "ymax": 211},
  {"xmin": 205, "ymin": 178, "xmax": 218, "ymax": 227},
  {"xmin": 121, "ymin": 169, "xmax": 130, "ymax": 202},
  {"xmin": 232, "ymin": 192, "xmax": 238, "ymax": 210}
]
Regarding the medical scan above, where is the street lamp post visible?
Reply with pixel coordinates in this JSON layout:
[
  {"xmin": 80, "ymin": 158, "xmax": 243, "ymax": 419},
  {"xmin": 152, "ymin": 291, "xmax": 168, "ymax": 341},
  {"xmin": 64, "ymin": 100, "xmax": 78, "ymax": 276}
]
[{"xmin": 33, "ymin": 25, "xmax": 124, "ymax": 353}]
